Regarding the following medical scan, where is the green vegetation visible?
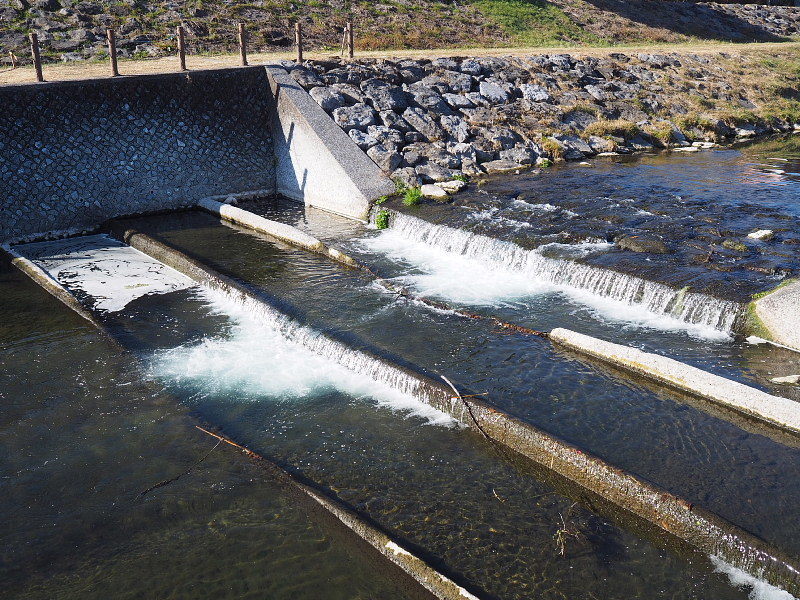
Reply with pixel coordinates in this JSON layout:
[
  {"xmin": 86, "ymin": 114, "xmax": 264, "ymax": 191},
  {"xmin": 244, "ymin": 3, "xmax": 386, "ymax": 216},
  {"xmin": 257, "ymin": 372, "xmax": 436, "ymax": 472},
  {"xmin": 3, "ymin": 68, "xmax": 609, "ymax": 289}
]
[
  {"xmin": 584, "ymin": 119, "xmax": 640, "ymax": 140},
  {"xmin": 538, "ymin": 158, "xmax": 553, "ymax": 168},
  {"xmin": 374, "ymin": 195, "xmax": 389, "ymax": 205},
  {"xmin": 403, "ymin": 187, "xmax": 422, "ymax": 206},
  {"xmin": 471, "ymin": 0, "xmax": 601, "ymax": 46},
  {"xmin": 375, "ymin": 209, "xmax": 390, "ymax": 229},
  {"xmin": 454, "ymin": 174, "xmax": 469, "ymax": 182}
]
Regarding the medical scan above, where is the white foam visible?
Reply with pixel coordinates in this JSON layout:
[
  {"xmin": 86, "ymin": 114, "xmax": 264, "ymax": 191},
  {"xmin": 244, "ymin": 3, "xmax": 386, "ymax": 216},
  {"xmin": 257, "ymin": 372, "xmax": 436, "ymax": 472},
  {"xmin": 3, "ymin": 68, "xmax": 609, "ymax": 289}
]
[
  {"xmin": 711, "ymin": 556, "xmax": 797, "ymax": 600},
  {"xmin": 13, "ymin": 234, "xmax": 193, "ymax": 312},
  {"xmin": 358, "ymin": 229, "xmax": 729, "ymax": 340},
  {"xmin": 151, "ymin": 288, "xmax": 455, "ymax": 426}
]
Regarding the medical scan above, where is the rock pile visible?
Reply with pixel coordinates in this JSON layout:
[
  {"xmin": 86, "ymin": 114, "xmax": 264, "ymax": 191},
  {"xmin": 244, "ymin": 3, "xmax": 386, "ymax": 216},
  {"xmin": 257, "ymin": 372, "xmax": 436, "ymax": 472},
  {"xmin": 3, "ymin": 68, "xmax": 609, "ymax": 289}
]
[{"xmin": 285, "ymin": 52, "xmax": 799, "ymax": 187}]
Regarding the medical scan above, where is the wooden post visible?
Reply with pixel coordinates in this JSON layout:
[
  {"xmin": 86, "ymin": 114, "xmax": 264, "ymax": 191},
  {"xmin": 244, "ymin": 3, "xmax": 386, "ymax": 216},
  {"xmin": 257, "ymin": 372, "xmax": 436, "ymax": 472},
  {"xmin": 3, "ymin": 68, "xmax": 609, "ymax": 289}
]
[
  {"xmin": 29, "ymin": 32, "xmax": 43, "ymax": 82},
  {"xmin": 176, "ymin": 25, "xmax": 187, "ymax": 71},
  {"xmin": 347, "ymin": 20, "xmax": 354, "ymax": 59},
  {"xmin": 295, "ymin": 22, "xmax": 303, "ymax": 63},
  {"xmin": 238, "ymin": 22, "xmax": 248, "ymax": 66},
  {"xmin": 106, "ymin": 28, "xmax": 119, "ymax": 76}
]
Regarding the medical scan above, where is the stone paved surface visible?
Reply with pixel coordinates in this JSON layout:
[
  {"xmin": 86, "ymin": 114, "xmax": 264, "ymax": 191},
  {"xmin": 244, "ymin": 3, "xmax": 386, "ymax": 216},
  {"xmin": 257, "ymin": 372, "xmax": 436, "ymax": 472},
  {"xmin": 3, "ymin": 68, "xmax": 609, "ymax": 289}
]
[{"xmin": 0, "ymin": 67, "xmax": 274, "ymax": 242}]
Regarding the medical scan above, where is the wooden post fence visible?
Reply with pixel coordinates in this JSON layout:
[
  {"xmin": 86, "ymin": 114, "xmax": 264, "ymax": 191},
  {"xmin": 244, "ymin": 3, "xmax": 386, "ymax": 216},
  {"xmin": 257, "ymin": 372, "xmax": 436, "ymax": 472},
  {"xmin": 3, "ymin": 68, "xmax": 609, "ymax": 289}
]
[
  {"xmin": 106, "ymin": 28, "xmax": 119, "ymax": 76},
  {"xmin": 29, "ymin": 32, "xmax": 43, "ymax": 82},
  {"xmin": 176, "ymin": 25, "xmax": 187, "ymax": 71},
  {"xmin": 295, "ymin": 22, "xmax": 303, "ymax": 63},
  {"xmin": 347, "ymin": 20, "xmax": 354, "ymax": 59},
  {"xmin": 238, "ymin": 23, "xmax": 248, "ymax": 66}
]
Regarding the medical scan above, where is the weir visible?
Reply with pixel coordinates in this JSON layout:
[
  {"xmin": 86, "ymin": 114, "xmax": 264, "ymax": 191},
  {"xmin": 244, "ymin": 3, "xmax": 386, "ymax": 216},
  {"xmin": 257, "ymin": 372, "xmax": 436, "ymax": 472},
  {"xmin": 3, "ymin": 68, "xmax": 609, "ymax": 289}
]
[{"xmin": 377, "ymin": 209, "xmax": 745, "ymax": 334}]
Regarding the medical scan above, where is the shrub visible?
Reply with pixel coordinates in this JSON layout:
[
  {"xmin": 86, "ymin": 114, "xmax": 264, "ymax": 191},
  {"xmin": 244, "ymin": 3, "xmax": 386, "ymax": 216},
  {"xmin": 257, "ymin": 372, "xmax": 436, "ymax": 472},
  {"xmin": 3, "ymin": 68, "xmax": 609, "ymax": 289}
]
[{"xmin": 376, "ymin": 209, "xmax": 390, "ymax": 229}]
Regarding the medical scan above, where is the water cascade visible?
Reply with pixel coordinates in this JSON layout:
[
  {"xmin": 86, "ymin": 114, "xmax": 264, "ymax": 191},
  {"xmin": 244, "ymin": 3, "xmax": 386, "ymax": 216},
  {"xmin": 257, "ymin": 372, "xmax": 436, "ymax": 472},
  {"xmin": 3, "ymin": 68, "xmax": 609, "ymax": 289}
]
[{"xmin": 380, "ymin": 211, "xmax": 744, "ymax": 333}]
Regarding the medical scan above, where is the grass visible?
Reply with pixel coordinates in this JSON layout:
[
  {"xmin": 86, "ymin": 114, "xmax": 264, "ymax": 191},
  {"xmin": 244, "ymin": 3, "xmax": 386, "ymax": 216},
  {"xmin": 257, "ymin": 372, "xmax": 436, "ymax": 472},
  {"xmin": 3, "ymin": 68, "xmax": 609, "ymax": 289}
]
[
  {"xmin": 471, "ymin": 0, "xmax": 602, "ymax": 47},
  {"xmin": 583, "ymin": 119, "xmax": 640, "ymax": 139},
  {"xmin": 403, "ymin": 187, "xmax": 423, "ymax": 206}
]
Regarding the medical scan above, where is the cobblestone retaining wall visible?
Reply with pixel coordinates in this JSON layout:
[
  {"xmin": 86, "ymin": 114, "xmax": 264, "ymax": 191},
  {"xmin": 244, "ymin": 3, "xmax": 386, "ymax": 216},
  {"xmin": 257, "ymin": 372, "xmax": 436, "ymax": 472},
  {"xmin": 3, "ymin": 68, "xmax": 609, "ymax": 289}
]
[{"xmin": 0, "ymin": 67, "xmax": 274, "ymax": 242}]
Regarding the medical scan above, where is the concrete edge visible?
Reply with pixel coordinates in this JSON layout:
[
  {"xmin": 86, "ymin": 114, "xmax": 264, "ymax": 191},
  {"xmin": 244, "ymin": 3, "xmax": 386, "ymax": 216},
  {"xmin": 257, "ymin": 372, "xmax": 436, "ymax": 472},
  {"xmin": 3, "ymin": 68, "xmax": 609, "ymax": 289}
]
[
  {"xmin": 265, "ymin": 65, "xmax": 395, "ymax": 220},
  {"xmin": 107, "ymin": 228, "xmax": 800, "ymax": 596},
  {"xmin": 197, "ymin": 198, "xmax": 361, "ymax": 268},
  {"xmin": 753, "ymin": 279, "xmax": 800, "ymax": 352},
  {"xmin": 549, "ymin": 327, "xmax": 800, "ymax": 436},
  {"xmin": 1, "ymin": 245, "xmax": 102, "ymax": 328}
]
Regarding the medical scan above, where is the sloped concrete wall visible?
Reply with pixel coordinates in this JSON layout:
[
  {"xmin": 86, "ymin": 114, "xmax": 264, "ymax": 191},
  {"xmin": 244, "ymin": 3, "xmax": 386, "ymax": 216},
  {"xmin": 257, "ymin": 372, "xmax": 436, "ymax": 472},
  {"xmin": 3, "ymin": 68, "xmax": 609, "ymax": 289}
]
[
  {"xmin": 0, "ymin": 67, "xmax": 275, "ymax": 242},
  {"xmin": 267, "ymin": 65, "xmax": 394, "ymax": 221}
]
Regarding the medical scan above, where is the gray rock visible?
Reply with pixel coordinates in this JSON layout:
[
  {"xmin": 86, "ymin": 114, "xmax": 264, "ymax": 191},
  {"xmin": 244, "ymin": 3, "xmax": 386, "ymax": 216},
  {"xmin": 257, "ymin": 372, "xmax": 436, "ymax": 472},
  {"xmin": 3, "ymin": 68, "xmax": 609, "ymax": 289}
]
[
  {"xmin": 618, "ymin": 235, "xmax": 670, "ymax": 254},
  {"xmin": 361, "ymin": 78, "xmax": 409, "ymax": 112},
  {"xmin": 442, "ymin": 93, "xmax": 475, "ymax": 109},
  {"xmin": 627, "ymin": 135, "xmax": 656, "ymax": 151},
  {"xmin": 551, "ymin": 134, "xmax": 593, "ymax": 159},
  {"xmin": 478, "ymin": 80, "xmax": 510, "ymax": 104},
  {"xmin": 367, "ymin": 144, "xmax": 403, "ymax": 172},
  {"xmin": 482, "ymin": 160, "xmax": 523, "ymax": 174},
  {"xmin": 588, "ymin": 136, "xmax": 615, "ymax": 153},
  {"xmin": 402, "ymin": 107, "xmax": 443, "ymax": 140},
  {"xmin": 402, "ymin": 149, "xmax": 422, "ymax": 166},
  {"xmin": 461, "ymin": 159, "xmax": 484, "ymax": 177},
  {"xmin": 379, "ymin": 110, "xmax": 412, "ymax": 132},
  {"xmin": 459, "ymin": 59, "xmax": 483, "ymax": 76},
  {"xmin": 421, "ymin": 183, "xmax": 449, "ymax": 200},
  {"xmin": 447, "ymin": 142, "xmax": 477, "ymax": 163},
  {"xmin": 332, "ymin": 103, "xmax": 376, "ymax": 132},
  {"xmin": 482, "ymin": 127, "xmax": 518, "ymax": 150},
  {"xmin": 309, "ymin": 86, "xmax": 346, "ymax": 112},
  {"xmin": 408, "ymin": 85, "xmax": 453, "ymax": 115},
  {"xmin": 432, "ymin": 57, "xmax": 459, "ymax": 70},
  {"xmin": 330, "ymin": 83, "xmax": 364, "ymax": 104},
  {"xmin": 405, "ymin": 131, "xmax": 426, "ymax": 143},
  {"xmin": 290, "ymin": 67, "xmax": 323, "ymax": 88},
  {"xmin": 440, "ymin": 115, "xmax": 470, "ymax": 143},
  {"xmin": 393, "ymin": 167, "xmax": 422, "ymax": 189},
  {"xmin": 348, "ymin": 129, "xmax": 378, "ymax": 150},
  {"xmin": 499, "ymin": 145, "xmax": 538, "ymax": 165},
  {"xmin": 367, "ymin": 125, "xmax": 404, "ymax": 147},
  {"xmin": 416, "ymin": 163, "xmax": 456, "ymax": 183},
  {"xmin": 519, "ymin": 84, "xmax": 551, "ymax": 103}
]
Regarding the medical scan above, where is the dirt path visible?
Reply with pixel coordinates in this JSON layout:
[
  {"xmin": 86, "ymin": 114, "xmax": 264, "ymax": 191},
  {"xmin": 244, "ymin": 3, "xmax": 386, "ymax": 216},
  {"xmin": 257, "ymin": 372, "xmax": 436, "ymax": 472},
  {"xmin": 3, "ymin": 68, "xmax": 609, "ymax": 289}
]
[{"xmin": 2, "ymin": 41, "xmax": 798, "ymax": 87}]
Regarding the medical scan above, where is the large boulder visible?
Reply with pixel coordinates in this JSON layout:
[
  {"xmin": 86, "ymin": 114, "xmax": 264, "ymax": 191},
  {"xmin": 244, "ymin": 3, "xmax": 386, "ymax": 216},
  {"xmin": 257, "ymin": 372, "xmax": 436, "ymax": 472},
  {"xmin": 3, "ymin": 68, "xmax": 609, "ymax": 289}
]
[
  {"xmin": 309, "ymin": 86, "xmax": 346, "ymax": 112},
  {"xmin": 407, "ymin": 85, "xmax": 453, "ymax": 115},
  {"xmin": 440, "ymin": 115, "xmax": 470, "ymax": 143},
  {"xmin": 478, "ymin": 80, "xmax": 510, "ymax": 104},
  {"xmin": 402, "ymin": 107, "xmax": 444, "ymax": 141},
  {"xmin": 519, "ymin": 84, "xmax": 551, "ymax": 103},
  {"xmin": 332, "ymin": 103, "xmax": 376, "ymax": 132},
  {"xmin": 349, "ymin": 129, "xmax": 378, "ymax": 150},
  {"xmin": 361, "ymin": 78, "xmax": 409, "ymax": 112},
  {"xmin": 367, "ymin": 144, "xmax": 403, "ymax": 172},
  {"xmin": 499, "ymin": 145, "xmax": 538, "ymax": 165},
  {"xmin": 416, "ymin": 163, "xmax": 457, "ymax": 183}
]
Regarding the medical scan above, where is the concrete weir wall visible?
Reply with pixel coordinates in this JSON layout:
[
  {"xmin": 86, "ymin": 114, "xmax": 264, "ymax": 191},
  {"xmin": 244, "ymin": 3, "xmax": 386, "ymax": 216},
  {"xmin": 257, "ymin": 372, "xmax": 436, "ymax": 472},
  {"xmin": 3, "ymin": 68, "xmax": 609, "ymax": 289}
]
[
  {"xmin": 0, "ymin": 67, "xmax": 275, "ymax": 242},
  {"xmin": 0, "ymin": 64, "xmax": 390, "ymax": 242}
]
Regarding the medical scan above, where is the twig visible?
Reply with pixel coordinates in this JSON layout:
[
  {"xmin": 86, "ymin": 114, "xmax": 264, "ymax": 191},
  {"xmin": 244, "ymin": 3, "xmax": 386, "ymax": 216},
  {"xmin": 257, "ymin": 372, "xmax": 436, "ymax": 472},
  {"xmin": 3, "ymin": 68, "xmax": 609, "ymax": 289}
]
[{"xmin": 138, "ymin": 437, "xmax": 222, "ymax": 497}]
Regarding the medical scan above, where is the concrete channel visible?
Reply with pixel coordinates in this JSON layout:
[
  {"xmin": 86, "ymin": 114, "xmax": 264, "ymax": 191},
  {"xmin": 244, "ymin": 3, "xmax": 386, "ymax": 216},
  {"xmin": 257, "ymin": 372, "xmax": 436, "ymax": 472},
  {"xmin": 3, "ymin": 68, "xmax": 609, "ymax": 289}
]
[{"xmin": 89, "ymin": 225, "xmax": 800, "ymax": 596}]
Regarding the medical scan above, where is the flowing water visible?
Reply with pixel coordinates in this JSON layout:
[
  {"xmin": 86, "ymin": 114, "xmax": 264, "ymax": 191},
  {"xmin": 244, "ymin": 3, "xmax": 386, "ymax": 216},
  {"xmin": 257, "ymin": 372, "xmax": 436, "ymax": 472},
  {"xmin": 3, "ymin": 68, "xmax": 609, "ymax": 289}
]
[{"xmin": 4, "ymin": 137, "xmax": 800, "ymax": 599}]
